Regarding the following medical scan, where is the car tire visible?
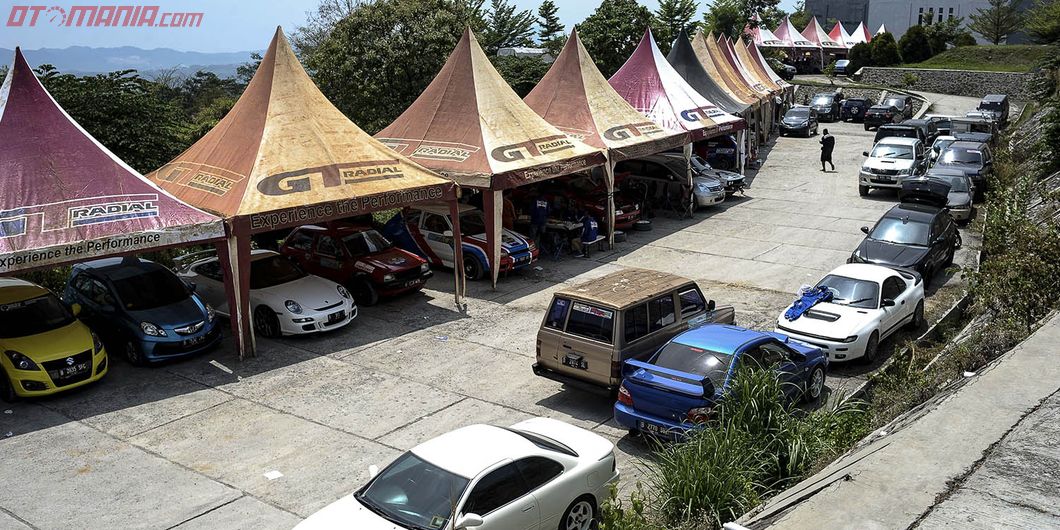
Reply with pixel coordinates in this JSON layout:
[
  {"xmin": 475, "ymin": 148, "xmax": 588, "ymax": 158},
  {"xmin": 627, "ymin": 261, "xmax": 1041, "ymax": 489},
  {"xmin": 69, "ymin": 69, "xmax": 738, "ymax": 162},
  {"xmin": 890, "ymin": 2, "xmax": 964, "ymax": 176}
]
[
  {"xmin": 911, "ymin": 300, "xmax": 926, "ymax": 329},
  {"xmin": 0, "ymin": 368, "xmax": 17, "ymax": 403},
  {"xmin": 859, "ymin": 185, "xmax": 869, "ymax": 197},
  {"xmin": 864, "ymin": 124, "xmax": 870, "ymax": 131},
  {"xmin": 349, "ymin": 278, "xmax": 379, "ymax": 306},
  {"xmin": 922, "ymin": 266, "xmax": 935, "ymax": 289},
  {"xmin": 944, "ymin": 247, "xmax": 955, "ymax": 268},
  {"xmin": 125, "ymin": 341, "xmax": 145, "ymax": 367},
  {"xmin": 463, "ymin": 256, "xmax": 484, "ymax": 281},
  {"xmin": 803, "ymin": 366, "xmax": 826, "ymax": 403},
  {"xmin": 862, "ymin": 331, "xmax": 880, "ymax": 364},
  {"xmin": 253, "ymin": 305, "xmax": 282, "ymax": 338},
  {"xmin": 560, "ymin": 495, "xmax": 597, "ymax": 530}
]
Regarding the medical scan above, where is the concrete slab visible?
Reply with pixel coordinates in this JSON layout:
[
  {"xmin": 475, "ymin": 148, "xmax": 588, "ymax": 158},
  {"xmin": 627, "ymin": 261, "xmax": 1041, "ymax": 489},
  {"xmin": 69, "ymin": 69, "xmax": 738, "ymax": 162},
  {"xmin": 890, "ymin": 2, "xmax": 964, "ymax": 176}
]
[
  {"xmin": 0, "ymin": 512, "xmax": 31, "ymax": 530},
  {"xmin": 172, "ymin": 496, "xmax": 302, "ymax": 530},
  {"xmin": 376, "ymin": 397, "xmax": 535, "ymax": 450},
  {"xmin": 917, "ymin": 488, "xmax": 1060, "ymax": 530}
]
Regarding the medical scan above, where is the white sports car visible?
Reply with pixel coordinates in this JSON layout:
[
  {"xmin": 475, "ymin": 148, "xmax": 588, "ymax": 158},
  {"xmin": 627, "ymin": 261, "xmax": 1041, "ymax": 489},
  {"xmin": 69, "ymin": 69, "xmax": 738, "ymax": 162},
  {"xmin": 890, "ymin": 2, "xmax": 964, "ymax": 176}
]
[
  {"xmin": 176, "ymin": 250, "xmax": 356, "ymax": 338},
  {"xmin": 295, "ymin": 417, "xmax": 619, "ymax": 530},
  {"xmin": 775, "ymin": 264, "xmax": 925, "ymax": 363}
]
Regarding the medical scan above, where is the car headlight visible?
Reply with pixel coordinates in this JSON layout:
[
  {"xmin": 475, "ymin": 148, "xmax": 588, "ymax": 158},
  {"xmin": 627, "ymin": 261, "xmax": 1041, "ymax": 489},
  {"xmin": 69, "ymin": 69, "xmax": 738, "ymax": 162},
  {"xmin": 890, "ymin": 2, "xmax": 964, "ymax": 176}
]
[
  {"xmin": 841, "ymin": 335, "xmax": 858, "ymax": 343},
  {"xmin": 285, "ymin": 300, "xmax": 303, "ymax": 314},
  {"xmin": 899, "ymin": 168, "xmax": 912, "ymax": 176},
  {"xmin": 337, "ymin": 285, "xmax": 351, "ymax": 299},
  {"xmin": 205, "ymin": 303, "xmax": 216, "ymax": 322},
  {"xmin": 92, "ymin": 333, "xmax": 104, "ymax": 353},
  {"xmin": 420, "ymin": 262, "xmax": 430, "ymax": 273},
  {"xmin": 382, "ymin": 273, "xmax": 396, "ymax": 283},
  {"xmin": 696, "ymin": 183, "xmax": 709, "ymax": 191},
  {"xmin": 140, "ymin": 322, "xmax": 167, "ymax": 337},
  {"xmin": 4, "ymin": 350, "xmax": 39, "ymax": 371}
]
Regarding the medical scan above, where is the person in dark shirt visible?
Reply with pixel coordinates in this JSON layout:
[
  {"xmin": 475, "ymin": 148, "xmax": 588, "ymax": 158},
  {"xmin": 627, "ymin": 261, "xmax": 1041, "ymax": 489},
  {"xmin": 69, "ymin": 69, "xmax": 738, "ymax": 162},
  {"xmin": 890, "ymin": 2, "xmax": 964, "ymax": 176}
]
[
  {"xmin": 529, "ymin": 197, "xmax": 549, "ymax": 242},
  {"xmin": 571, "ymin": 211, "xmax": 600, "ymax": 258},
  {"xmin": 820, "ymin": 129, "xmax": 836, "ymax": 172}
]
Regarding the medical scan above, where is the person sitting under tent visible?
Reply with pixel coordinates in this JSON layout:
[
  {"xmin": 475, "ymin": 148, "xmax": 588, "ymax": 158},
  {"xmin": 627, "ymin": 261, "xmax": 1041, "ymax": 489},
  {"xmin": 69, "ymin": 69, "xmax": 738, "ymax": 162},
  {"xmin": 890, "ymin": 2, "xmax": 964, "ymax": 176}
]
[{"xmin": 571, "ymin": 210, "xmax": 601, "ymax": 258}]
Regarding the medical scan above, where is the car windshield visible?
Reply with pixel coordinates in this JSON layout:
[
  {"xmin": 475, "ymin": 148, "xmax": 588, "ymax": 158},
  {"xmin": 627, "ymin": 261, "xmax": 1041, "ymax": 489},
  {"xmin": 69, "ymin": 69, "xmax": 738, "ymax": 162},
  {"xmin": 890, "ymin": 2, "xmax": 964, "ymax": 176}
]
[
  {"xmin": 460, "ymin": 211, "xmax": 487, "ymax": 235},
  {"xmin": 112, "ymin": 268, "xmax": 190, "ymax": 311},
  {"xmin": 653, "ymin": 341, "xmax": 734, "ymax": 390},
  {"xmin": 690, "ymin": 155, "xmax": 712, "ymax": 172},
  {"xmin": 815, "ymin": 274, "xmax": 879, "ymax": 309},
  {"xmin": 938, "ymin": 147, "xmax": 982, "ymax": 165},
  {"xmin": 843, "ymin": 100, "xmax": 863, "ymax": 107},
  {"xmin": 249, "ymin": 255, "xmax": 307, "ymax": 289},
  {"xmin": 979, "ymin": 101, "xmax": 1002, "ymax": 110},
  {"xmin": 785, "ymin": 109, "xmax": 809, "ymax": 119},
  {"xmin": 343, "ymin": 230, "xmax": 393, "ymax": 256},
  {"xmin": 933, "ymin": 174, "xmax": 969, "ymax": 192},
  {"xmin": 356, "ymin": 452, "xmax": 470, "ymax": 529},
  {"xmin": 0, "ymin": 294, "xmax": 74, "ymax": 338},
  {"xmin": 884, "ymin": 98, "xmax": 905, "ymax": 108},
  {"xmin": 869, "ymin": 217, "xmax": 931, "ymax": 246},
  {"xmin": 870, "ymin": 144, "xmax": 914, "ymax": 160},
  {"xmin": 932, "ymin": 139, "xmax": 955, "ymax": 153},
  {"xmin": 811, "ymin": 96, "xmax": 832, "ymax": 106}
]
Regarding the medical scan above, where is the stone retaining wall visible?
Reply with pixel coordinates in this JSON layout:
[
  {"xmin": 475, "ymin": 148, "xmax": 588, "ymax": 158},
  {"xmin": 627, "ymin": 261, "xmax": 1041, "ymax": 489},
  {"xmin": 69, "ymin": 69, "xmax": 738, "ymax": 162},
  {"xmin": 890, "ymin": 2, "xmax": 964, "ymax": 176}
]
[{"xmin": 859, "ymin": 67, "xmax": 1036, "ymax": 100}]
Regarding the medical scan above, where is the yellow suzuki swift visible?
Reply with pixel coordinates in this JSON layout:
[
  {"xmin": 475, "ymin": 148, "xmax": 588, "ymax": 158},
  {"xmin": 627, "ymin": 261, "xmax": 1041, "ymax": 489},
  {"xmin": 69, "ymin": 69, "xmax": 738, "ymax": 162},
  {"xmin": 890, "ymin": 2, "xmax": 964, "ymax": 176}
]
[{"xmin": 0, "ymin": 278, "xmax": 108, "ymax": 400}]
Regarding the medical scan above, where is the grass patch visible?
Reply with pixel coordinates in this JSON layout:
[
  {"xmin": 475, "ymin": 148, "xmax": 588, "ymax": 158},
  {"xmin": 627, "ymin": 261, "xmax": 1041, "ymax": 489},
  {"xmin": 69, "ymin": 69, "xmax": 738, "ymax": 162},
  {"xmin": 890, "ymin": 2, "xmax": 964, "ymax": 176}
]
[{"xmin": 902, "ymin": 45, "xmax": 1052, "ymax": 73}]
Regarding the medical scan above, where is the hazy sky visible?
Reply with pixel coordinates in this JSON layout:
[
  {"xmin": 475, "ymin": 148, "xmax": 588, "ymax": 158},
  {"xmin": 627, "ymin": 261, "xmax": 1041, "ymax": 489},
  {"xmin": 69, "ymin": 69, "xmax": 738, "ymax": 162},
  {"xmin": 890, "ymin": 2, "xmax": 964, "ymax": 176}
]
[{"xmin": 1, "ymin": 0, "xmax": 799, "ymax": 52}]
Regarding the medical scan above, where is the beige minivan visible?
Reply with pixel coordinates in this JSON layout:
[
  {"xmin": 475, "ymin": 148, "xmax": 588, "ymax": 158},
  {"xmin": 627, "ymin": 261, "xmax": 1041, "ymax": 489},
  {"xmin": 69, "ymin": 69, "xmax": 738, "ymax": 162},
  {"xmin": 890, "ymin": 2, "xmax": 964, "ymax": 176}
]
[{"xmin": 532, "ymin": 268, "xmax": 735, "ymax": 393}]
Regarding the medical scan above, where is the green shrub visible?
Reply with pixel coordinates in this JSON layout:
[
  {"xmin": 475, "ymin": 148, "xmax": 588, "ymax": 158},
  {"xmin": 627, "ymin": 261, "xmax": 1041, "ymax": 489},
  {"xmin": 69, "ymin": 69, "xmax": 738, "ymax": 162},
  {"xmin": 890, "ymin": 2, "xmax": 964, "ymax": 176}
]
[
  {"xmin": 847, "ymin": 41, "xmax": 874, "ymax": 73},
  {"xmin": 872, "ymin": 32, "xmax": 903, "ymax": 66},
  {"xmin": 899, "ymin": 25, "xmax": 934, "ymax": 63},
  {"xmin": 954, "ymin": 32, "xmax": 978, "ymax": 46}
]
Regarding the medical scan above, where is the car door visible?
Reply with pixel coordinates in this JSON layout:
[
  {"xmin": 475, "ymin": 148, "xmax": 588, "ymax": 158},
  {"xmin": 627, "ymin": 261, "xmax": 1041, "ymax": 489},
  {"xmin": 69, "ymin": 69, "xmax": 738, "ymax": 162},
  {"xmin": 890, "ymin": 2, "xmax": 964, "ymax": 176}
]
[
  {"xmin": 460, "ymin": 462, "xmax": 539, "ymax": 530},
  {"xmin": 914, "ymin": 142, "xmax": 926, "ymax": 174},
  {"xmin": 419, "ymin": 212, "xmax": 455, "ymax": 266},
  {"xmin": 312, "ymin": 234, "xmax": 346, "ymax": 282},
  {"xmin": 753, "ymin": 341, "xmax": 803, "ymax": 398},
  {"xmin": 71, "ymin": 274, "xmax": 121, "ymax": 341},
  {"xmin": 283, "ymin": 229, "xmax": 316, "ymax": 271},
  {"xmin": 514, "ymin": 457, "xmax": 567, "ymax": 530},
  {"xmin": 879, "ymin": 276, "xmax": 906, "ymax": 337},
  {"xmin": 928, "ymin": 215, "xmax": 951, "ymax": 271}
]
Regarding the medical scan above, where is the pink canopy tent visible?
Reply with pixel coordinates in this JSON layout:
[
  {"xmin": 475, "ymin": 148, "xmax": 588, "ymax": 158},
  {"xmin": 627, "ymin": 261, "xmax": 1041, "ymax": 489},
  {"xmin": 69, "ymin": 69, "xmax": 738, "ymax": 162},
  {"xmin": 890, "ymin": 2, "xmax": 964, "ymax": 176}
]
[
  {"xmin": 774, "ymin": 16, "xmax": 820, "ymax": 50},
  {"xmin": 745, "ymin": 14, "xmax": 786, "ymax": 48},
  {"xmin": 848, "ymin": 22, "xmax": 873, "ymax": 45},
  {"xmin": 829, "ymin": 22, "xmax": 854, "ymax": 49},
  {"xmin": 802, "ymin": 17, "xmax": 848, "ymax": 59},
  {"xmin": 0, "ymin": 48, "xmax": 223, "ymax": 276}
]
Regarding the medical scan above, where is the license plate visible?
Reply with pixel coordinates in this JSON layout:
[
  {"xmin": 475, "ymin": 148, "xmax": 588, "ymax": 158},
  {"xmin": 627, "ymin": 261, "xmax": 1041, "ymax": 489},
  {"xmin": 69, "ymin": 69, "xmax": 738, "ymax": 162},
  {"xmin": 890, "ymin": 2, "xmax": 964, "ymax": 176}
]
[
  {"xmin": 326, "ymin": 311, "xmax": 345, "ymax": 324},
  {"xmin": 57, "ymin": 362, "xmax": 89, "ymax": 378},
  {"xmin": 404, "ymin": 279, "xmax": 424, "ymax": 288},
  {"xmin": 615, "ymin": 209, "xmax": 623, "ymax": 215},
  {"xmin": 562, "ymin": 354, "xmax": 587, "ymax": 370},
  {"xmin": 183, "ymin": 335, "xmax": 206, "ymax": 347},
  {"xmin": 638, "ymin": 421, "xmax": 663, "ymax": 435},
  {"xmin": 515, "ymin": 255, "xmax": 530, "ymax": 263},
  {"xmin": 874, "ymin": 176, "xmax": 894, "ymax": 182}
]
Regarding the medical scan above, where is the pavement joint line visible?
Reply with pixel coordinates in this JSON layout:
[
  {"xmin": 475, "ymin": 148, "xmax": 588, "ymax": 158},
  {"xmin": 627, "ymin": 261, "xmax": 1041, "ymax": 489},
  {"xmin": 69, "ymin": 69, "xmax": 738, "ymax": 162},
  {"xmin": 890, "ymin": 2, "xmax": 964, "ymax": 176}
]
[
  {"xmin": 0, "ymin": 504, "xmax": 39, "ymax": 530},
  {"xmin": 371, "ymin": 397, "xmax": 469, "ymax": 442},
  {"xmin": 121, "ymin": 394, "xmax": 236, "ymax": 439},
  {"xmin": 162, "ymin": 494, "xmax": 246, "ymax": 530}
]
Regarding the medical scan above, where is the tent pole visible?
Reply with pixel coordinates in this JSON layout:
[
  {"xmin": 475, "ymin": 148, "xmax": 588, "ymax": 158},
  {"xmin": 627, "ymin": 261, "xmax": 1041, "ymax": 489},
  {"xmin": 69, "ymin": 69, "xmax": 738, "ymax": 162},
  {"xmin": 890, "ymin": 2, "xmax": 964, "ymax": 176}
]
[
  {"xmin": 448, "ymin": 198, "xmax": 466, "ymax": 307},
  {"xmin": 605, "ymin": 155, "xmax": 616, "ymax": 250},
  {"xmin": 217, "ymin": 223, "xmax": 254, "ymax": 360},
  {"xmin": 484, "ymin": 190, "xmax": 502, "ymax": 289},
  {"xmin": 739, "ymin": 129, "xmax": 746, "ymax": 176},
  {"xmin": 682, "ymin": 143, "xmax": 693, "ymax": 217}
]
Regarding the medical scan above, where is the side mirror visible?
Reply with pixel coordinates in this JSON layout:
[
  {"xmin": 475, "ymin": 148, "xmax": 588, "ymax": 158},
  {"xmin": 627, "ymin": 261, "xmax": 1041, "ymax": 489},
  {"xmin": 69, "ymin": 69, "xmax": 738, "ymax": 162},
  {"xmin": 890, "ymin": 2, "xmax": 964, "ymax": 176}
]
[
  {"xmin": 455, "ymin": 514, "xmax": 484, "ymax": 529},
  {"xmin": 860, "ymin": 226, "xmax": 870, "ymax": 234},
  {"xmin": 881, "ymin": 298, "xmax": 896, "ymax": 307},
  {"xmin": 862, "ymin": 151, "xmax": 869, "ymax": 157},
  {"xmin": 368, "ymin": 464, "xmax": 379, "ymax": 479},
  {"xmin": 70, "ymin": 303, "xmax": 82, "ymax": 317},
  {"xmin": 707, "ymin": 299, "xmax": 716, "ymax": 312},
  {"xmin": 442, "ymin": 230, "xmax": 454, "ymax": 238}
]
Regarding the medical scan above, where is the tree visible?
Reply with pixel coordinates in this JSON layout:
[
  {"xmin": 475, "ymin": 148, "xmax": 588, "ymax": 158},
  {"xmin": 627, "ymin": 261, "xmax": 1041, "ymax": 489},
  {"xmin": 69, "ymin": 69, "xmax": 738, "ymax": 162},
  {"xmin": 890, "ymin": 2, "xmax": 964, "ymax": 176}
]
[
  {"xmin": 305, "ymin": 0, "xmax": 467, "ymax": 134},
  {"xmin": 291, "ymin": 0, "xmax": 358, "ymax": 55},
  {"xmin": 490, "ymin": 54, "xmax": 550, "ymax": 96},
  {"xmin": 953, "ymin": 32, "xmax": 979, "ymax": 46},
  {"xmin": 899, "ymin": 25, "xmax": 933, "ymax": 63},
  {"xmin": 702, "ymin": 0, "xmax": 744, "ymax": 40},
  {"xmin": 968, "ymin": 0, "xmax": 1023, "ymax": 45},
  {"xmin": 537, "ymin": 0, "xmax": 565, "ymax": 56},
  {"xmin": 871, "ymin": 32, "xmax": 902, "ymax": 66},
  {"xmin": 577, "ymin": 0, "xmax": 654, "ymax": 77},
  {"xmin": 742, "ymin": 0, "xmax": 783, "ymax": 29},
  {"xmin": 923, "ymin": 17, "xmax": 965, "ymax": 54},
  {"xmin": 236, "ymin": 52, "xmax": 262, "ymax": 86},
  {"xmin": 1025, "ymin": 0, "xmax": 1060, "ymax": 44},
  {"xmin": 480, "ymin": 0, "xmax": 537, "ymax": 55},
  {"xmin": 788, "ymin": 0, "xmax": 812, "ymax": 30},
  {"xmin": 847, "ymin": 41, "xmax": 873, "ymax": 72},
  {"xmin": 653, "ymin": 0, "xmax": 700, "ymax": 55}
]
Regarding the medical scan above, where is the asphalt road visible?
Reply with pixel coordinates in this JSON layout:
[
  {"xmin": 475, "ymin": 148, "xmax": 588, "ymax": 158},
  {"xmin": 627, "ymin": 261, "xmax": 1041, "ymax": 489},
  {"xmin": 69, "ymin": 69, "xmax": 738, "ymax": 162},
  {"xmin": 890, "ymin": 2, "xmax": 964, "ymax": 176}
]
[{"xmin": 0, "ymin": 101, "xmax": 985, "ymax": 529}]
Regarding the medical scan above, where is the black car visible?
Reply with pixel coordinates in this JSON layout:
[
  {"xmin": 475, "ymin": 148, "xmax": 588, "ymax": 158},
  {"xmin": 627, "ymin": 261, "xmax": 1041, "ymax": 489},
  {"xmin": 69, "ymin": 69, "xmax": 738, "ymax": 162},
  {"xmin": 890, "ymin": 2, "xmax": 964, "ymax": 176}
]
[
  {"xmin": 850, "ymin": 182, "xmax": 960, "ymax": 288},
  {"xmin": 779, "ymin": 106, "xmax": 818, "ymax": 137},
  {"xmin": 864, "ymin": 105, "xmax": 900, "ymax": 131},
  {"xmin": 840, "ymin": 98, "xmax": 869, "ymax": 122},
  {"xmin": 881, "ymin": 94, "xmax": 914, "ymax": 120},
  {"xmin": 768, "ymin": 58, "xmax": 797, "ymax": 80},
  {"xmin": 934, "ymin": 140, "xmax": 993, "ymax": 199},
  {"xmin": 809, "ymin": 92, "xmax": 842, "ymax": 122},
  {"xmin": 975, "ymin": 94, "xmax": 1009, "ymax": 127},
  {"xmin": 874, "ymin": 124, "xmax": 927, "ymax": 145},
  {"xmin": 903, "ymin": 119, "xmax": 940, "ymax": 145}
]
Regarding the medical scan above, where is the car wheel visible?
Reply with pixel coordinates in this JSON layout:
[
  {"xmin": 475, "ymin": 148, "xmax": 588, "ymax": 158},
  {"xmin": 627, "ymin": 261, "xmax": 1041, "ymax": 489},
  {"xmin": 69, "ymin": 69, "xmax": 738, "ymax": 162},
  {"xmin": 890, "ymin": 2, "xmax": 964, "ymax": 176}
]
[
  {"xmin": 560, "ymin": 495, "xmax": 597, "ymax": 530},
  {"xmin": 922, "ymin": 266, "xmax": 935, "ymax": 289},
  {"xmin": 253, "ymin": 305, "xmax": 282, "ymax": 338},
  {"xmin": 912, "ymin": 300, "xmax": 926, "ymax": 329},
  {"xmin": 862, "ymin": 331, "xmax": 880, "ymax": 364},
  {"xmin": 864, "ymin": 124, "xmax": 870, "ymax": 131},
  {"xmin": 803, "ymin": 366, "xmax": 825, "ymax": 403},
  {"xmin": 859, "ymin": 185, "xmax": 869, "ymax": 197},
  {"xmin": 349, "ymin": 278, "xmax": 379, "ymax": 306},
  {"xmin": 0, "ymin": 368, "xmax": 17, "ymax": 402},
  {"xmin": 125, "ymin": 341, "xmax": 145, "ymax": 367},
  {"xmin": 944, "ymin": 247, "xmax": 955, "ymax": 268},
  {"xmin": 463, "ymin": 256, "xmax": 484, "ymax": 281}
]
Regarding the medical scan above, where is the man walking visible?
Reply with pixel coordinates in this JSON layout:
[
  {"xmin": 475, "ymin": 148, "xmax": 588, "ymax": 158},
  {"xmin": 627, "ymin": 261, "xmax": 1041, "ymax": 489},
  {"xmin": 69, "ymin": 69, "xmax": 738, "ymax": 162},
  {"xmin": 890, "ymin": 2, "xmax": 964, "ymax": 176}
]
[{"xmin": 820, "ymin": 128, "xmax": 835, "ymax": 172}]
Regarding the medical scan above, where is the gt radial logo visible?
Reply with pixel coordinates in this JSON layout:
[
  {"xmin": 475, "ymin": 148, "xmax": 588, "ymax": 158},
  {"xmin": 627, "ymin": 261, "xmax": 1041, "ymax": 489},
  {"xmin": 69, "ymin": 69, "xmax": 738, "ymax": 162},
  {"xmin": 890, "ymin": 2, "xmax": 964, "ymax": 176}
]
[
  {"xmin": 68, "ymin": 200, "xmax": 159, "ymax": 226},
  {"xmin": 7, "ymin": 5, "xmax": 204, "ymax": 28},
  {"xmin": 490, "ymin": 135, "xmax": 575, "ymax": 163},
  {"xmin": 680, "ymin": 105, "xmax": 724, "ymax": 123}
]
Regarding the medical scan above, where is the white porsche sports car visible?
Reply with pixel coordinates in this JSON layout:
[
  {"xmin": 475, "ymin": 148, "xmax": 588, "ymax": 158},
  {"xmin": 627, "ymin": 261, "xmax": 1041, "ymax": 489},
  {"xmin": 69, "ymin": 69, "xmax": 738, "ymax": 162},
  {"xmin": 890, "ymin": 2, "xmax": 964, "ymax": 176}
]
[
  {"xmin": 295, "ymin": 417, "xmax": 619, "ymax": 530},
  {"xmin": 175, "ymin": 249, "xmax": 356, "ymax": 338},
  {"xmin": 775, "ymin": 264, "xmax": 925, "ymax": 363}
]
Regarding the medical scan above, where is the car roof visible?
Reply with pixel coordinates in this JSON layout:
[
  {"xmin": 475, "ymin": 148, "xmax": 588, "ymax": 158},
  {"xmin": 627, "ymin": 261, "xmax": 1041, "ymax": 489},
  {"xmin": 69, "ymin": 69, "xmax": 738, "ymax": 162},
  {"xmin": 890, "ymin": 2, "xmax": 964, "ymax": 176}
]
[
  {"xmin": 949, "ymin": 141, "xmax": 987, "ymax": 149},
  {"xmin": 886, "ymin": 202, "xmax": 941, "ymax": 221},
  {"xmin": 0, "ymin": 278, "xmax": 50, "ymax": 304},
  {"xmin": 876, "ymin": 136, "xmax": 920, "ymax": 146},
  {"xmin": 555, "ymin": 268, "xmax": 694, "ymax": 309},
  {"xmin": 74, "ymin": 256, "xmax": 164, "ymax": 279},
  {"xmin": 670, "ymin": 324, "xmax": 767, "ymax": 354},
  {"xmin": 904, "ymin": 119, "xmax": 929, "ymax": 125},
  {"xmin": 982, "ymin": 94, "xmax": 1007, "ymax": 102},
  {"xmin": 843, "ymin": 98, "xmax": 868, "ymax": 103},
  {"xmin": 926, "ymin": 167, "xmax": 968, "ymax": 177},
  {"xmin": 869, "ymin": 104, "xmax": 896, "ymax": 109},
  {"xmin": 410, "ymin": 424, "xmax": 537, "ymax": 478},
  {"xmin": 410, "ymin": 201, "xmax": 476, "ymax": 216},
  {"xmin": 826, "ymin": 263, "xmax": 901, "ymax": 283},
  {"xmin": 933, "ymin": 135, "xmax": 956, "ymax": 142}
]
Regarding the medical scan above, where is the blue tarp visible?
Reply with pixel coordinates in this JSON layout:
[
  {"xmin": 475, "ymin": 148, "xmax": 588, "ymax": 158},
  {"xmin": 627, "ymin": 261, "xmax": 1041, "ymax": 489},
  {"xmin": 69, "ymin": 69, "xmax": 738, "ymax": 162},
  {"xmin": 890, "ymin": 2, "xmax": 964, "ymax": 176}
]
[{"xmin": 784, "ymin": 286, "xmax": 833, "ymax": 321}]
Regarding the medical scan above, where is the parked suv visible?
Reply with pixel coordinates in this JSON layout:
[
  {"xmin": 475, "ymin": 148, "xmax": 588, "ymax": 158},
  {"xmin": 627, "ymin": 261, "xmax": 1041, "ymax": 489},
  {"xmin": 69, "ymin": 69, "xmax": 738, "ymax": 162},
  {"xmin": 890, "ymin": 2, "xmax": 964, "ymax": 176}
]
[
  {"xmin": 873, "ymin": 124, "xmax": 927, "ymax": 145},
  {"xmin": 859, "ymin": 137, "xmax": 928, "ymax": 196},
  {"xmin": 933, "ymin": 140, "xmax": 993, "ymax": 199},
  {"xmin": 881, "ymin": 94, "xmax": 914, "ymax": 120},
  {"xmin": 864, "ymin": 105, "xmax": 900, "ymax": 130},
  {"xmin": 902, "ymin": 118, "xmax": 940, "ymax": 145},
  {"xmin": 810, "ymin": 92, "xmax": 842, "ymax": 122},
  {"xmin": 532, "ymin": 268, "xmax": 735, "ymax": 393},
  {"xmin": 280, "ymin": 223, "xmax": 432, "ymax": 306},
  {"xmin": 972, "ymin": 94, "xmax": 1009, "ymax": 127},
  {"xmin": 840, "ymin": 98, "xmax": 869, "ymax": 122}
]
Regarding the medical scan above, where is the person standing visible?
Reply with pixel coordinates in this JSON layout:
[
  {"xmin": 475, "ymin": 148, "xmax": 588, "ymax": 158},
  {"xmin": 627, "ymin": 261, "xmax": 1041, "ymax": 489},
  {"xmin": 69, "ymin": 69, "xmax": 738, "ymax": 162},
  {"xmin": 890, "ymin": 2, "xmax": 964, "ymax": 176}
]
[
  {"xmin": 820, "ymin": 129, "xmax": 835, "ymax": 172},
  {"xmin": 529, "ymin": 196, "xmax": 549, "ymax": 242}
]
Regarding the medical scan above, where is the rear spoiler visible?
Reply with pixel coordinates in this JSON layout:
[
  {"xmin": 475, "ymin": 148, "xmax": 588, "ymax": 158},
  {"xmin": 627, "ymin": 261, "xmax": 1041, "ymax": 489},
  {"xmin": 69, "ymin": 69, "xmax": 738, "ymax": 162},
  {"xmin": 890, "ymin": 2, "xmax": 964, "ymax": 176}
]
[
  {"xmin": 625, "ymin": 359, "xmax": 716, "ymax": 398},
  {"xmin": 885, "ymin": 266, "xmax": 923, "ymax": 286}
]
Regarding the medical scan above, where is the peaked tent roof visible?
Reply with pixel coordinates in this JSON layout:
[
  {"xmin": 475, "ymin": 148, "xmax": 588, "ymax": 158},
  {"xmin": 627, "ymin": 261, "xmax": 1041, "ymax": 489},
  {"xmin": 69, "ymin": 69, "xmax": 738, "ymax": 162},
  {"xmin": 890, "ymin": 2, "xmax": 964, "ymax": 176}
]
[
  {"xmin": 377, "ymin": 29, "xmax": 604, "ymax": 190},
  {"xmin": 525, "ymin": 30, "xmax": 688, "ymax": 162},
  {"xmin": 609, "ymin": 30, "xmax": 745, "ymax": 142},
  {"xmin": 665, "ymin": 30, "xmax": 750, "ymax": 117},
  {"xmin": 0, "ymin": 48, "xmax": 223, "ymax": 274},
  {"xmin": 801, "ymin": 17, "xmax": 847, "ymax": 52},
  {"xmin": 876, "ymin": 23, "xmax": 888, "ymax": 36},
  {"xmin": 691, "ymin": 30, "xmax": 760, "ymax": 105},
  {"xmin": 722, "ymin": 35, "xmax": 775, "ymax": 95},
  {"xmin": 745, "ymin": 15, "xmax": 787, "ymax": 47},
  {"xmin": 829, "ymin": 22, "xmax": 853, "ymax": 48},
  {"xmin": 733, "ymin": 37, "xmax": 785, "ymax": 93},
  {"xmin": 849, "ymin": 22, "xmax": 873, "ymax": 45},
  {"xmin": 707, "ymin": 32, "xmax": 771, "ymax": 98},
  {"xmin": 747, "ymin": 40, "xmax": 791, "ymax": 89},
  {"xmin": 774, "ymin": 16, "xmax": 820, "ymax": 48},
  {"xmin": 148, "ymin": 28, "xmax": 455, "ymax": 229}
]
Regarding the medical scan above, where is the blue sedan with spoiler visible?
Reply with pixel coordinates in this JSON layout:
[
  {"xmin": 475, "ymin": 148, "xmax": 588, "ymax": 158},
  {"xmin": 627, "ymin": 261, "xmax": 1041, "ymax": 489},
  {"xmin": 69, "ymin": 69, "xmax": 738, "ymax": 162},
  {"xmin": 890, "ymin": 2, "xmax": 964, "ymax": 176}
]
[{"xmin": 613, "ymin": 324, "xmax": 828, "ymax": 439}]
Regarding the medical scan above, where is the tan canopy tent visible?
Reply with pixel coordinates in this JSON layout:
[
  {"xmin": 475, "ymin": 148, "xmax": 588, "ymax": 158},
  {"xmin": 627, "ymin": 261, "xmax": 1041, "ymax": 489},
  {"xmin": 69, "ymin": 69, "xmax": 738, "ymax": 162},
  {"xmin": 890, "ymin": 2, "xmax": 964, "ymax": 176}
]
[
  {"xmin": 147, "ymin": 28, "xmax": 460, "ymax": 358},
  {"xmin": 692, "ymin": 31, "xmax": 769, "ymax": 159},
  {"xmin": 377, "ymin": 28, "xmax": 605, "ymax": 288},
  {"xmin": 524, "ymin": 29, "xmax": 689, "ymax": 248}
]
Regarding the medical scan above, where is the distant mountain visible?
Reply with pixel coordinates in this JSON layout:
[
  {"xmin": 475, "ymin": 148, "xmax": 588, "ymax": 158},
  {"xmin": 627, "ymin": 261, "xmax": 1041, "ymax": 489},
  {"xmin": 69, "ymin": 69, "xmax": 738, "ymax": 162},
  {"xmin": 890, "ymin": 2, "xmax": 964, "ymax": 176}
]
[{"xmin": 0, "ymin": 46, "xmax": 260, "ymax": 79}]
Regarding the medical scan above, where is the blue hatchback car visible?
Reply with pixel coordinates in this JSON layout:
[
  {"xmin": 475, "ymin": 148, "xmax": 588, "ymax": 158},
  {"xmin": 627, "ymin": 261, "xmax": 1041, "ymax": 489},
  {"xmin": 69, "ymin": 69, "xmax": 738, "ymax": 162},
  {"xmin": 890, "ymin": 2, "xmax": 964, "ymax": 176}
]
[
  {"xmin": 63, "ymin": 257, "xmax": 221, "ymax": 365},
  {"xmin": 614, "ymin": 324, "xmax": 828, "ymax": 439}
]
